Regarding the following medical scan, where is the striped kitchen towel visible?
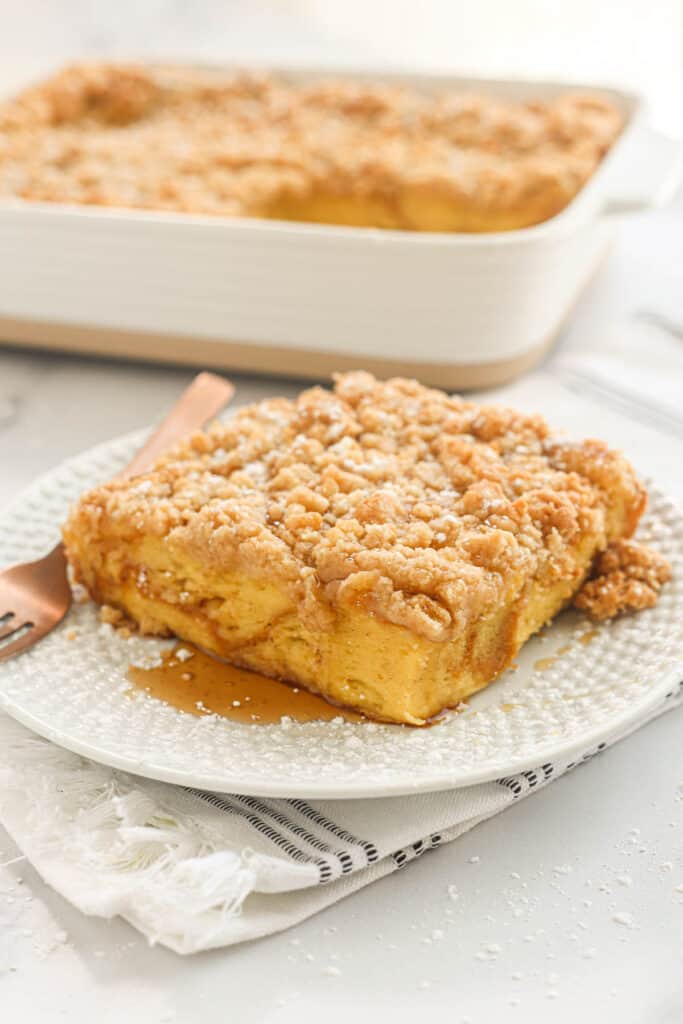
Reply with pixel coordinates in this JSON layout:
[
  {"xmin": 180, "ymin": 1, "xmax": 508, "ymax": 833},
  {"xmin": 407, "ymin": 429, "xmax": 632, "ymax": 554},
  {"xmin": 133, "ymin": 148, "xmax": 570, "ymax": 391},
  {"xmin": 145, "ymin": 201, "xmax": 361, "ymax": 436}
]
[{"xmin": 0, "ymin": 683, "xmax": 680, "ymax": 955}]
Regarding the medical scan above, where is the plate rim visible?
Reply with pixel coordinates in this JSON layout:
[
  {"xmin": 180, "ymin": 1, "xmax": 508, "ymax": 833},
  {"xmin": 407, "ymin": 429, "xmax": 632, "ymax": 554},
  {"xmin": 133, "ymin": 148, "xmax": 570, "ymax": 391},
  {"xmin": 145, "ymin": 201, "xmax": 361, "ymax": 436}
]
[{"xmin": 1, "ymin": 659, "xmax": 681, "ymax": 799}]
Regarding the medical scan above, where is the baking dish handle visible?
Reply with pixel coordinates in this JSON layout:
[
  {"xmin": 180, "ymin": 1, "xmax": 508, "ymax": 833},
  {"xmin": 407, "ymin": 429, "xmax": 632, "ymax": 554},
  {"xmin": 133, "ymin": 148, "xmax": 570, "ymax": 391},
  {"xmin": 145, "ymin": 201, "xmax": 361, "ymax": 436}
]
[{"xmin": 601, "ymin": 126, "xmax": 683, "ymax": 216}]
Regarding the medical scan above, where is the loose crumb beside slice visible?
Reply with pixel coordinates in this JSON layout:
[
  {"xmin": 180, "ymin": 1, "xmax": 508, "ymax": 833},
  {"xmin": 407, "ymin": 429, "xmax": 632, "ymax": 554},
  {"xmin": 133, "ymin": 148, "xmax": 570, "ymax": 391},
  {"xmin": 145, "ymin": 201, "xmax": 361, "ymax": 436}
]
[{"xmin": 573, "ymin": 538, "xmax": 671, "ymax": 621}]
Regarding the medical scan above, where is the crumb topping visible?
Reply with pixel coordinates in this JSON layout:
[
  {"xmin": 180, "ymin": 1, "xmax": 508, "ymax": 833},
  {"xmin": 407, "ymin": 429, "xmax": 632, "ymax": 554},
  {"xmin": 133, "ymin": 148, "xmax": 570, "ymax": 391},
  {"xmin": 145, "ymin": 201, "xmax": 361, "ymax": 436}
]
[
  {"xmin": 99, "ymin": 602, "xmax": 136, "ymax": 637},
  {"xmin": 99, "ymin": 604, "xmax": 125, "ymax": 626},
  {"xmin": 67, "ymin": 372, "xmax": 647, "ymax": 642},
  {"xmin": 574, "ymin": 538, "xmax": 671, "ymax": 621},
  {"xmin": 0, "ymin": 63, "xmax": 623, "ymax": 227}
]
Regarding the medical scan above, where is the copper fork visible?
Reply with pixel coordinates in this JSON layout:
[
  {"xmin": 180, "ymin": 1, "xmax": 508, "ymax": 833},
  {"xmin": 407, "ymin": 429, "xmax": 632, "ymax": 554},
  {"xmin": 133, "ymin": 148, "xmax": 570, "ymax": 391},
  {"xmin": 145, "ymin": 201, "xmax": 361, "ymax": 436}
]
[{"xmin": 0, "ymin": 371, "xmax": 234, "ymax": 663}]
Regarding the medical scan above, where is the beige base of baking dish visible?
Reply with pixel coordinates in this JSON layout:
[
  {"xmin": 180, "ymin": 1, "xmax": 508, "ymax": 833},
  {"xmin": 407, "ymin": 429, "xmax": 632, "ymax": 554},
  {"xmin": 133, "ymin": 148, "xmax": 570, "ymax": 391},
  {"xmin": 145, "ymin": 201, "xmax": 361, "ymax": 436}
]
[{"xmin": 0, "ymin": 316, "xmax": 557, "ymax": 389}]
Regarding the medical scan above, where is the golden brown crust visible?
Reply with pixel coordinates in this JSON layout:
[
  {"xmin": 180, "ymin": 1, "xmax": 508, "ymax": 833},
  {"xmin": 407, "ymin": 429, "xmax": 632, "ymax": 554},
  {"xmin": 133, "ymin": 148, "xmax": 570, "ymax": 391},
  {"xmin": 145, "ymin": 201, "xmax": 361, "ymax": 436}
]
[
  {"xmin": 573, "ymin": 538, "xmax": 671, "ymax": 620},
  {"xmin": 0, "ymin": 63, "xmax": 623, "ymax": 229},
  {"xmin": 64, "ymin": 372, "xmax": 648, "ymax": 643}
]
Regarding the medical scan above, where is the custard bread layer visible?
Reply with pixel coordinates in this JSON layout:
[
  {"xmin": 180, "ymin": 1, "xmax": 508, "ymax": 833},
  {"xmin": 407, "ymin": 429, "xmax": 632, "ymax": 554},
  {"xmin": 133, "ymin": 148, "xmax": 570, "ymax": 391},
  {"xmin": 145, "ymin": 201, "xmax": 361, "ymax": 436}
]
[{"xmin": 63, "ymin": 373, "xmax": 647, "ymax": 724}]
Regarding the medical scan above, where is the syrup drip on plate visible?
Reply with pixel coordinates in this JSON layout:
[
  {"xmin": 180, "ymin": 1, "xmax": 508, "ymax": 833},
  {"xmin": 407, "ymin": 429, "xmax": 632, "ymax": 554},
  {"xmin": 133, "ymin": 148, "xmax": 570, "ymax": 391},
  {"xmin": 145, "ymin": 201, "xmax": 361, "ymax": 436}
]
[
  {"xmin": 533, "ymin": 642, "xmax": 573, "ymax": 672},
  {"xmin": 128, "ymin": 644, "xmax": 366, "ymax": 724}
]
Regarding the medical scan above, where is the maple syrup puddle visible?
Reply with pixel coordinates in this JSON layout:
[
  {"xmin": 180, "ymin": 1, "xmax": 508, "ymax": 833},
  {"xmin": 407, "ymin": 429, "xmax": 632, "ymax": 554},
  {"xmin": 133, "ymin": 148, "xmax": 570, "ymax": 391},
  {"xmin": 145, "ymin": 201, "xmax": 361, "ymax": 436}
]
[
  {"xmin": 127, "ymin": 644, "xmax": 366, "ymax": 725},
  {"xmin": 533, "ymin": 642, "xmax": 574, "ymax": 673}
]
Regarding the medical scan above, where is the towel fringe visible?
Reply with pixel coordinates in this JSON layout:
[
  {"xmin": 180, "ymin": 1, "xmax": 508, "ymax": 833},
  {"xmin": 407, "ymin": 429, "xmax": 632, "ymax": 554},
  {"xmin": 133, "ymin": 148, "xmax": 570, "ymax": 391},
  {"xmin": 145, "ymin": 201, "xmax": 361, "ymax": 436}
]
[{"xmin": 0, "ymin": 719, "xmax": 256, "ymax": 951}]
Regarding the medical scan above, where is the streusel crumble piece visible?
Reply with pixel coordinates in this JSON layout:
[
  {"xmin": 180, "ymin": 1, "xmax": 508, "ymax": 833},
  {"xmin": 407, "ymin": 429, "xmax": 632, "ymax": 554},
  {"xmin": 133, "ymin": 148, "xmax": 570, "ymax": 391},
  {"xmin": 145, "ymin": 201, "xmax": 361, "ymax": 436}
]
[{"xmin": 574, "ymin": 538, "xmax": 671, "ymax": 621}]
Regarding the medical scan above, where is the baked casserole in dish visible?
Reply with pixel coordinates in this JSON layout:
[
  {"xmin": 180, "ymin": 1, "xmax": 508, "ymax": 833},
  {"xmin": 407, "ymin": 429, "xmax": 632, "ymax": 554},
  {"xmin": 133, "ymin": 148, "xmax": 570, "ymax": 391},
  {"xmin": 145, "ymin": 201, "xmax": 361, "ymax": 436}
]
[
  {"xmin": 0, "ymin": 62, "xmax": 623, "ymax": 232},
  {"xmin": 0, "ymin": 64, "xmax": 678, "ymax": 389}
]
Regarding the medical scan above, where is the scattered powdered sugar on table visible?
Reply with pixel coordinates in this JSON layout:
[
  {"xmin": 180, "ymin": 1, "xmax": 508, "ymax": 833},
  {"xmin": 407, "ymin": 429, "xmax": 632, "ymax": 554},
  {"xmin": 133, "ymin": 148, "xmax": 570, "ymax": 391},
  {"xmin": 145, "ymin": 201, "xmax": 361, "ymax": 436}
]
[{"xmin": 2, "ymin": 797, "xmax": 674, "ymax": 1010}]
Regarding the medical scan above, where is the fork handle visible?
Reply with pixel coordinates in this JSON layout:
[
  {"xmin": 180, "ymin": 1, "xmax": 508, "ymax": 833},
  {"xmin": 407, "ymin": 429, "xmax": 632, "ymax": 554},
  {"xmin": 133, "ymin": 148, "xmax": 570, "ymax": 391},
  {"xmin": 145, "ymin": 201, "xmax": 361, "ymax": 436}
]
[
  {"xmin": 116, "ymin": 372, "xmax": 235, "ymax": 481},
  {"xmin": 0, "ymin": 373, "xmax": 234, "ymax": 663},
  {"xmin": 53, "ymin": 373, "xmax": 232, "ymax": 561}
]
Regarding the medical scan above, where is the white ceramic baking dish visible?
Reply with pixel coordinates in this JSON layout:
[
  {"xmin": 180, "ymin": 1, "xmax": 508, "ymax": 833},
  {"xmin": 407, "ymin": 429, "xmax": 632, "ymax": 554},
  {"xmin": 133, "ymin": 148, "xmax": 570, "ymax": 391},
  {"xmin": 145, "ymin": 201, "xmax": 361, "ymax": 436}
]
[{"xmin": 0, "ymin": 66, "xmax": 680, "ymax": 388}]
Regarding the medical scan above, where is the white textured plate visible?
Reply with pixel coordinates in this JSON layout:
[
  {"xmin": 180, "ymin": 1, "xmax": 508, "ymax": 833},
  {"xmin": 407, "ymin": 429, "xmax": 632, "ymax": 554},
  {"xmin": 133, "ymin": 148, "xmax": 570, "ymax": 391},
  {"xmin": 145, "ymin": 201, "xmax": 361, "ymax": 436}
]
[{"xmin": 1, "ymin": 427, "xmax": 682, "ymax": 799}]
